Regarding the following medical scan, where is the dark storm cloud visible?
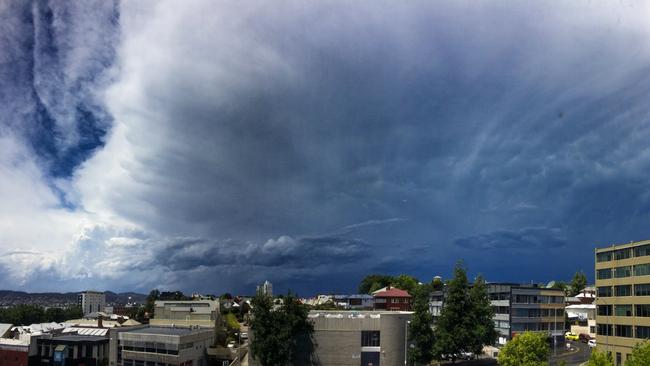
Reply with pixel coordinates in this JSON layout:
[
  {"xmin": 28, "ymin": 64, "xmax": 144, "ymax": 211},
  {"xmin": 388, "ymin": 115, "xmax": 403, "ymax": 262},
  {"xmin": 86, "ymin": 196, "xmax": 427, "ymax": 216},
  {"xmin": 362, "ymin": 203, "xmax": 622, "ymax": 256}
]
[
  {"xmin": 3, "ymin": 1, "xmax": 650, "ymax": 293},
  {"xmin": 454, "ymin": 227, "xmax": 567, "ymax": 250},
  {"xmin": 155, "ymin": 235, "xmax": 369, "ymax": 271}
]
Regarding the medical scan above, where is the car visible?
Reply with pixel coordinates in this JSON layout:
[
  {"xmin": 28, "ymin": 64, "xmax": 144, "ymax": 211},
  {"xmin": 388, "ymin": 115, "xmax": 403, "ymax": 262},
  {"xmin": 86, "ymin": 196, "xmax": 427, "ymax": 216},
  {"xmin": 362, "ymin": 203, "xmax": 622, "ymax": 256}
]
[
  {"xmin": 459, "ymin": 352, "xmax": 475, "ymax": 360},
  {"xmin": 241, "ymin": 332, "xmax": 248, "ymax": 340},
  {"xmin": 588, "ymin": 339, "xmax": 597, "ymax": 348},
  {"xmin": 565, "ymin": 332, "xmax": 579, "ymax": 341},
  {"xmin": 227, "ymin": 341, "xmax": 236, "ymax": 348},
  {"xmin": 579, "ymin": 333, "xmax": 592, "ymax": 343}
]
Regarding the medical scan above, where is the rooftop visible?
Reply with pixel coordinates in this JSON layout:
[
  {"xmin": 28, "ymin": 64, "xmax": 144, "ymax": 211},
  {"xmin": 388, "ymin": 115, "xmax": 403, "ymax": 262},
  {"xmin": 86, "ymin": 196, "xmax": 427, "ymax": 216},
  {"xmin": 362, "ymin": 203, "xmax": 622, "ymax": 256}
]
[
  {"xmin": 373, "ymin": 287, "xmax": 411, "ymax": 298},
  {"xmin": 121, "ymin": 326, "xmax": 199, "ymax": 336},
  {"xmin": 43, "ymin": 335, "xmax": 108, "ymax": 343}
]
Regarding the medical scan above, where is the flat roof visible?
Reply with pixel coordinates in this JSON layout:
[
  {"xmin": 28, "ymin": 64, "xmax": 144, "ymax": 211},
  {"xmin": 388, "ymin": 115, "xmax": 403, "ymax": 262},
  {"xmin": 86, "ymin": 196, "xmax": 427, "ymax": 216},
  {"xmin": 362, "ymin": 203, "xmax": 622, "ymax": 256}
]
[
  {"xmin": 596, "ymin": 239, "xmax": 650, "ymax": 253},
  {"xmin": 121, "ymin": 327, "xmax": 197, "ymax": 336},
  {"xmin": 43, "ymin": 335, "xmax": 107, "ymax": 343}
]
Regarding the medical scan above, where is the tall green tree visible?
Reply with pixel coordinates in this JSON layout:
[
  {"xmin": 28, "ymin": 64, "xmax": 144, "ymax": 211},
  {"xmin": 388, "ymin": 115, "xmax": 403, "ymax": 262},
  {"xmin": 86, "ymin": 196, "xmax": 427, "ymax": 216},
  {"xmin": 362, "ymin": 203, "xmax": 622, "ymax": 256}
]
[
  {"xmin": 392, "ymin": 274, "xmax": 420, "ymax": 294},
  {"xmin": 586, "ymin": 348, "xmax": 613, "ymax": 366},
  {"xmin": 626, "ymin": 341, "xmax": 650, "ymax": 366},
  {"xmin": 433, "ymin": 262, "xmax": 472, "ymax": 362},
  {"xmin": 408, "ymin": 284, "xmax": 435, "ymax": 365},
  {"xmin": 467, "ymin": 275, "xmax": 497, "ymax": 354},
  {"xmin": 358, "ymin": 274, "xmax": 393, "ymax": 294},
  {"xmin": 569, "ymin": 271, "xmax": 588, "ymax": 296},
  {"xmin": 497, "ymin": 331, "xmax": 549, "ymax": 366},
  {"xmin": 250, "ymin": 292, "xmax": 315, "ymax": 365}
]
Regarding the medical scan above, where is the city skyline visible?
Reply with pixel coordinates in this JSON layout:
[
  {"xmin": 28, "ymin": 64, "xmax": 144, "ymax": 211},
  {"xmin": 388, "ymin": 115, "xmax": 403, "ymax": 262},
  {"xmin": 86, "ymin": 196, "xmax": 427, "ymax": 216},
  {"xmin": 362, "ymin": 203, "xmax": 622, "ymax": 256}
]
[{"xmin": 2, "ymin": 1, "xmax": 650, "ymax": 295}]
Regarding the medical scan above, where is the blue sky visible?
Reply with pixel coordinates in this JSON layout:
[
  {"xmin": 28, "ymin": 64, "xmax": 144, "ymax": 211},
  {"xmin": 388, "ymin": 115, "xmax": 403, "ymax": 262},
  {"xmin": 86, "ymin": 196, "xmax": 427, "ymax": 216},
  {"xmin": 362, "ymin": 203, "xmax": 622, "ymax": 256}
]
[{"xmin": 1, "ymin": 0, "xmax": 650, "ymax": 295}]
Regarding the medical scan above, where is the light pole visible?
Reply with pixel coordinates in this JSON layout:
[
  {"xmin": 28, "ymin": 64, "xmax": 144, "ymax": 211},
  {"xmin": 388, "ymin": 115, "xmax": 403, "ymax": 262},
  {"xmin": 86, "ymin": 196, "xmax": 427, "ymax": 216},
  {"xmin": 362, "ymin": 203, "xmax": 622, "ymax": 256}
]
[{"xmin": 404, "ymin": 320, "xmax": 411, "ymax": 366}]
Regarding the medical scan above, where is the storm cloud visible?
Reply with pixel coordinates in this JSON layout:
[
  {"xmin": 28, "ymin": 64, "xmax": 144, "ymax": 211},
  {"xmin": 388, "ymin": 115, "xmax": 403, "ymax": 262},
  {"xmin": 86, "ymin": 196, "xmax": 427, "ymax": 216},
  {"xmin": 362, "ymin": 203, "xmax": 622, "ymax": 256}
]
[{"xmin": 1, "ymin": 1, "xmax": 650, "ymax": 293}]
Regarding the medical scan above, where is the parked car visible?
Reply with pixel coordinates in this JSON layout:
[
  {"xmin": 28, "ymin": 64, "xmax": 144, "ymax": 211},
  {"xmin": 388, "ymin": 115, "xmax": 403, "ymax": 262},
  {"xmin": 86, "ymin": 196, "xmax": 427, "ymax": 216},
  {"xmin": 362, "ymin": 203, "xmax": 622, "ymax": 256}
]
[
  {"xmin": 588, "ymin": 339, "xmax": 597, "ymax": 348},
  {"xmin": 579, "ymin": 333, "xmax": 592, "ymax": 343},
  {"xmin": 227, "ymin": 341, "xmax": 236, "ymax": 348},
  {"xmin": 241, "ymin": 332, "xmax": 248, "ymax": 340},
  {"xmin": 565, "ymin": 332, "xmax": 579, "ymax": 341}
]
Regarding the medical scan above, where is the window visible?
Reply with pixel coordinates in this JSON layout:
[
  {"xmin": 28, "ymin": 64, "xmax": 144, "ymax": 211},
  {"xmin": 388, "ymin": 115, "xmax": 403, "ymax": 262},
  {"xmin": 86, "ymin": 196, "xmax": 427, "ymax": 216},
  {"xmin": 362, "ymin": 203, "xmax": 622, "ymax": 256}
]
[
  {"xmin": 637, "ymin": 326, "xmax": 650, "ymax": 339},
  {"xmin": 598, "ymin": 305, "xmax": 612, "ymax": 316},
  {"xmin": 636, "ymin": 284, "xmax": 650, "ymax": 296},
  {"xmin": 361, "ymin": 331, "xmax": 380, "ymax": 347},
  {"xmin": 615, "ymin": 285, "xmax": 632, "ymax": 297},
  {"xmin": 597, "ymin": 251, "xmax": 613, "ymax": 262},
  {"xmin": 614, "ymin": 266, "xmax": 632, "ymax": 278},
  {"xmin": 615, "ymin": 305, "xmax": 632, "ymax": 316},
  {"xmin": 615, "ymin": 248, "xmax": 632, "ymax": 260},
  {"xmin": 636, "ymin": 305, "xmax": 650, "ymax": 317},
  {"xmin": 598, "ymin": 286, "xmax": 612, "ymax": 297},
  {"xmin": 597, "ymin": 268, "xmax": 612, "ymax": 280},
  {"xmin": 616, "ymin": 325, "xmax": 633, "ymax": 338},
  {"xmin": 597, "ymin": 324, "xmax": 613, "ymax": 336},
  {"xmin": 635, "ymin": 264, "xmax": 650, "ymax": 277},
  {"xmin": 635, "ymin": 245, "xmax": 650, "ymax": 257}
]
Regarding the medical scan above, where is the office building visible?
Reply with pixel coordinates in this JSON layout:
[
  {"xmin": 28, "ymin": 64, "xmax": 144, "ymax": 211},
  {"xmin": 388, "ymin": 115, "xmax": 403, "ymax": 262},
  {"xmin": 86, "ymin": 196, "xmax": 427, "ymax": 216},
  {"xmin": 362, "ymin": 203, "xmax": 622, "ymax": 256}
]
[
  {"xmin": 595, "ymin": 239, "xmax": 650, "ymax": 365},
  {"xmin": 250, "ymin": 310, "xmax": 412, "ymax": 366},
  {"xmin": 488, "ymin": 283, "xmax": 565, "ymax": 345},
  {"xmin": 114, "ymin": 326, "xmax": 214, "ymax": 366},
  {"xmin": 333, "ymin": 294, "xmax": 375, "ymax": 310},
  {"xmin": 256, "ymin": 281, "xmax": 273, "ymax": 297},
  {"xmin": 78, "ymin": 291, "xmax": 107, "ymax": 316},
  {"xmin": 33, "ymin": 331, "xmax": 110, "ymax": 366},
  {"xmin": 150, "ymin": 300, "xmax": 220, "ymax": 328}
]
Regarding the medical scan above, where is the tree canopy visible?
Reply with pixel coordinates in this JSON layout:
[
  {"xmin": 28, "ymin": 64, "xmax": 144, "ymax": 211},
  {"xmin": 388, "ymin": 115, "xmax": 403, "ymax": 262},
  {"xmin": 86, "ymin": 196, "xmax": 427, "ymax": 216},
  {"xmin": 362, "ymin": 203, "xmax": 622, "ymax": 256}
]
[
  {"xmin": 358, "ymin": 273, "xmax": 420, "ymax": 294},
  {"xmin": 626, "ymin": 341, "xmax": 650, "ymax": 366},
  {"xmin": 250, "ymin": 292, "xmax": 315, "ymax": 366},
  {"xmin": 569, "ymin": 271, "xmax": 588, "ymax": 296},
  {"xmin": 0, "ymin": 305, "xmax": 83, "ymax": 325},
  {"xmin": 497, "ymin": 331, "xmax": 549, "ymax": 366},
  {"xmin": 586, "ymin": 348, "xmax": 613, "ymax": 366},
  {"xmin": 432, "ymin": 263, "xmax": 494, "ymax": 361},
  {"xmin": 408, "ymin": 284, "xmax": 435, "ymax": 365}
]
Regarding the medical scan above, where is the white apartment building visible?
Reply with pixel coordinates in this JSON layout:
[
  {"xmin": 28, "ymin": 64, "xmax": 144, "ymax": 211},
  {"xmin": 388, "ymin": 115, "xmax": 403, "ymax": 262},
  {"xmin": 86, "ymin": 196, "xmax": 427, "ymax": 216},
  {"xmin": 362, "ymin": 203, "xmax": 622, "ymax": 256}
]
[{"xmin": 78, "ymin": 291, "xmax": 106, "ymax": 316}]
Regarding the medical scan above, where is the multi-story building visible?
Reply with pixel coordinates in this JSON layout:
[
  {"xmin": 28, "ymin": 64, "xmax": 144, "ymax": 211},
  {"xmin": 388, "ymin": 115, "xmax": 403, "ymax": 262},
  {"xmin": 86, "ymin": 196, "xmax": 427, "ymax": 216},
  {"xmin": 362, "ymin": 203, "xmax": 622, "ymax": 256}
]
[
  {"xmin": 250, "ymin": 310, "xmax": 412, "ymax": 366},
  {"xmin": 428, "ymin": 290, "xmax": 445, "ymax": 323},
  {"xmin": 487, "ymin": 283, "xmax": 565, "ymax": 345},
  {"xmin": 333, "ymin": 294, "xmax": 375, "ymax": 310},
  {"xmin": 256, "ymin": 281, "xmax": 273, "ymax": 297},
  {"xmin": 0, "ymin": 339, "xmax": 29, "ymax": 366},
  {"xmin": 373, "ymin": 287, "xmax": 412, "ymax": 311},
  {"xmin": 78, "ymin": 291, "xmax": 106, "ymax": 316},
  {"xmin": 114, "ymin": 326, "xmax": 214, "ymax": 366},
  {"xmin": 150, "ymin": 300, "xmax": 220, "ymax": 328},
  {"xmin": 595, "ymin": 239, "xmax": 650, "ymax": 365},
  {"xmin": 33, "ymin": 332, "xmax": 110, "ymax": 366}
]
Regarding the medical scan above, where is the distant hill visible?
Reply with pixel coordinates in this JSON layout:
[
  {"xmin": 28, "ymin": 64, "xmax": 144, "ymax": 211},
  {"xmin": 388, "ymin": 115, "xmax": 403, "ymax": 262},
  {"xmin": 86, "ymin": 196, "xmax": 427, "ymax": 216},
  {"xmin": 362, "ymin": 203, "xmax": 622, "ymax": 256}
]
[{"xmin": 0, "ymin": 290, "xmax": 147, "ymax": 307}]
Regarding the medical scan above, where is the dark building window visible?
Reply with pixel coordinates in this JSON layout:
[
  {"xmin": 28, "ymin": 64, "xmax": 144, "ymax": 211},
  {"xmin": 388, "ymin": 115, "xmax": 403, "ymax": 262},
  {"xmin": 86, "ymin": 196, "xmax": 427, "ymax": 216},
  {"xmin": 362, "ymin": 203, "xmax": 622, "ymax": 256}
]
[
  {"xmin": 636, "ymin": 305, "xmax": 650, "ymax": 317},
  {"xmin": 597, "ymin": 269, "xmax": 612, "ymax": 280},
  {"xmin": 597, "ymin": 324, "xmax": 613, "ymax": 336},
  {"xmin": 598, "ymin": 305, "xmax": 612, "ymax": 316},
  {"xmin": 361, "ymin": 331, "xmax": 380, "ymax": 347},
  {"xmin": 636, "ymin": 284, "xmax": 650, "ymax": 296},
  {"xmin": 636, "ymin": 326, "xmax": 650, "ymax": 339},
  {"xmin": 614, "ymin": 249, "xmax": 632, "ymax": 260},
  {"xmin": 614, "ymin": 266, "xmax": 632, "ymax": 278},
  {"xmin": 598, "ymin": 286, "xmax": 612, "ymax": 297},
  {"xmin": 615, "ymin": 305, "xmax": 632, "ymax": 317},
  {"xmin": 635, "ymin": 263, "xmax": 650, "ymax": 277},
  {"xmin": 597, "ymin": 251, "xmax": 613, "ymax": 262},
  {"xmin": 635, "ymin": 245, "xmax": 650, "ymax": 257},
  {"xmin": 615, "ymin": 285, "xmax": 632, "ymax": 297},
  {"xmin": 616, "ymin": 325, "xmax": 633, "ymax": 338}
]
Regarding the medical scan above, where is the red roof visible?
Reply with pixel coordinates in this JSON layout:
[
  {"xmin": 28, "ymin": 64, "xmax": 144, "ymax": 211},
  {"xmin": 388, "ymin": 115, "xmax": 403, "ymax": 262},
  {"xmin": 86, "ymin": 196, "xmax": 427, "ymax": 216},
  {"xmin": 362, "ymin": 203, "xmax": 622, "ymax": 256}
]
[{"xmin": 373, "ymin": 287, "xmax": 411, "ymax": 298}]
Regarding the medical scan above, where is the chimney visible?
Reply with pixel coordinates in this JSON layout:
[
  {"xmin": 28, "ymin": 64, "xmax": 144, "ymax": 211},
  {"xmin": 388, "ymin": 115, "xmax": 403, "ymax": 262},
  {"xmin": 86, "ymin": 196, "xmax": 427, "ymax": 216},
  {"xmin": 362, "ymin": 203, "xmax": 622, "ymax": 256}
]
[{"xmin": 98, "ymin": 316, "xmax": 103, "ymax": 328}]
